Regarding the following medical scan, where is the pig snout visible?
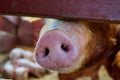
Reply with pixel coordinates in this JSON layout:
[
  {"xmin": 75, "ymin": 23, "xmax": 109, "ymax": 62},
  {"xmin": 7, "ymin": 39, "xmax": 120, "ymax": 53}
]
[{"xmin": 35, "ymin": 30, "xmax": 78, "ymax": 70}]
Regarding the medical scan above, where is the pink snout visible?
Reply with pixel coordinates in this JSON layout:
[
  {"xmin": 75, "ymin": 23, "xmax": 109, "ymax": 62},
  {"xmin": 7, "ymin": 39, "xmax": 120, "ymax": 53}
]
[{"xmin": 35, "ymin": 30, "xmax": 78, "ymax": 70}]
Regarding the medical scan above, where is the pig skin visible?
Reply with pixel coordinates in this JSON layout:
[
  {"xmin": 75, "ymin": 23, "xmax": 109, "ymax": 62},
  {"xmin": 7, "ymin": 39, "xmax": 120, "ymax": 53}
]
[
  {"xmin": 9, "ymin": 48, "xmax": 34, "ymax": 64},
  {"xmin": 2, "ymin": 61, "xmax": 29, "ymax": 80},
  {"xmin": 1, "ymin": 61, "xmax": 15, "ymax": 79},
  {"xmin": 35, "ymin": 19, "xmax": 120, "ymax": 80},
  {"xmin": 16, "ymin": 58, "xmax": 46, "ymax": 77},
  {"xmin": 18, "ymin": 17, "xmax": 44, "ymax": 46},
  {"xmin": 1, "ymin": 15, "xmax": 20, "ymax": 26},
  {"xmin": 0, "ymin": 16, "xmax": 16, "ymax": 34},
  {"xmin": 15, "ymin": 67, "xmax": 29, "ymax": 80},
  {"xmin": 0, "ymin": 31, "xmax": 16, "ymax": 52}
]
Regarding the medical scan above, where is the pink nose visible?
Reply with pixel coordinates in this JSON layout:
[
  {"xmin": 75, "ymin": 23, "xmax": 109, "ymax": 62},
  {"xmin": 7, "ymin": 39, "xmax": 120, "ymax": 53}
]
[{"xmin": 35, "ymin": 30, "xmax": 78, "ymax": 70}]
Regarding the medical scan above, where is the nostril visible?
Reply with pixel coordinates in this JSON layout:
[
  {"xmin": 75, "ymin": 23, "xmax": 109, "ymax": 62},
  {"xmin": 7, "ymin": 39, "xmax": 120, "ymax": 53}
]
[
  {"xmin": 43, "ymin": 48, "xmax": 49, "ymax": 57},
  {"xmin": 61, "ymin": 44, "xmax": 69, "ymax": 52}
]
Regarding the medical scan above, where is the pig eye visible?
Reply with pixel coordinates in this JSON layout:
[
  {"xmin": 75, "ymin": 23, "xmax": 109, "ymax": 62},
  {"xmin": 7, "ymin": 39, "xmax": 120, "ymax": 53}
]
[
  {"xmin": 43, "ymin": 48, "xmax": 49, "ymax": 57},
  {"xmin": 61, "ymin": 44, "xmax": 69, "ymax": 52}
]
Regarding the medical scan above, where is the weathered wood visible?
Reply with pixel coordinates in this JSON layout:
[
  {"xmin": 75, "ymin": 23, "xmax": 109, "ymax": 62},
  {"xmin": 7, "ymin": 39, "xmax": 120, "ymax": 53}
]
[{"xmin": 0, "ymin": 0, "xmax": 120, "ymax": 23}]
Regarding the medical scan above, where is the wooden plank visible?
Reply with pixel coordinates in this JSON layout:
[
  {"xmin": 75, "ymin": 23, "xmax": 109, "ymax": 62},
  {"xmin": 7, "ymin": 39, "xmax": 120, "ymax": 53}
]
[{"xmin": 0, "ymin": 0, "xmax": 120, "ymax": 23}]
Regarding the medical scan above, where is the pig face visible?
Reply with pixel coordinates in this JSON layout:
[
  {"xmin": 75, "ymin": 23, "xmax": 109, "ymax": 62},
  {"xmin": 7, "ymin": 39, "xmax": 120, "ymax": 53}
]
[{"xmin": 34, "ymin": 19, "xmax": 116, "ymax": 73}]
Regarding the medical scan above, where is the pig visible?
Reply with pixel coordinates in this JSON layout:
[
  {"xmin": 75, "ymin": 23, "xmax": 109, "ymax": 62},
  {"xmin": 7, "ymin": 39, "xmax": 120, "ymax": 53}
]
[
  {"xmin": 34, "ymin": 19, "xmax": 120, "ymax": 79},
  {"xmin": 0, "ymin": 31, "xmax": 16, "ymax": 52},
  {"xmin": 9, "ymin": 48, "xmax": 34, "ymax": 64},
  {"xmin": 1, "ymin": 61, "xmax": 15, "ymax": 79},
  {"xmin": 1, "ymin": 15, "xmax": 20, "ymax": 26},
  {"xmin": 18, "ymin": 17, "xmax": 44, "ymax": 46},
  {"xmin": 0, "ymin": 16, "xmax": 16, "ymax": 34},
  {"xmin": 16, "ymin": 58, "xmax": 46, "ymax": 77},
  {"xmin": 15, "ymin": 67, "xmax": 29, "ymax": 80},
  {"xmin": 2, "ymin": 61, "xmax": 29, "ymax": 80}
]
